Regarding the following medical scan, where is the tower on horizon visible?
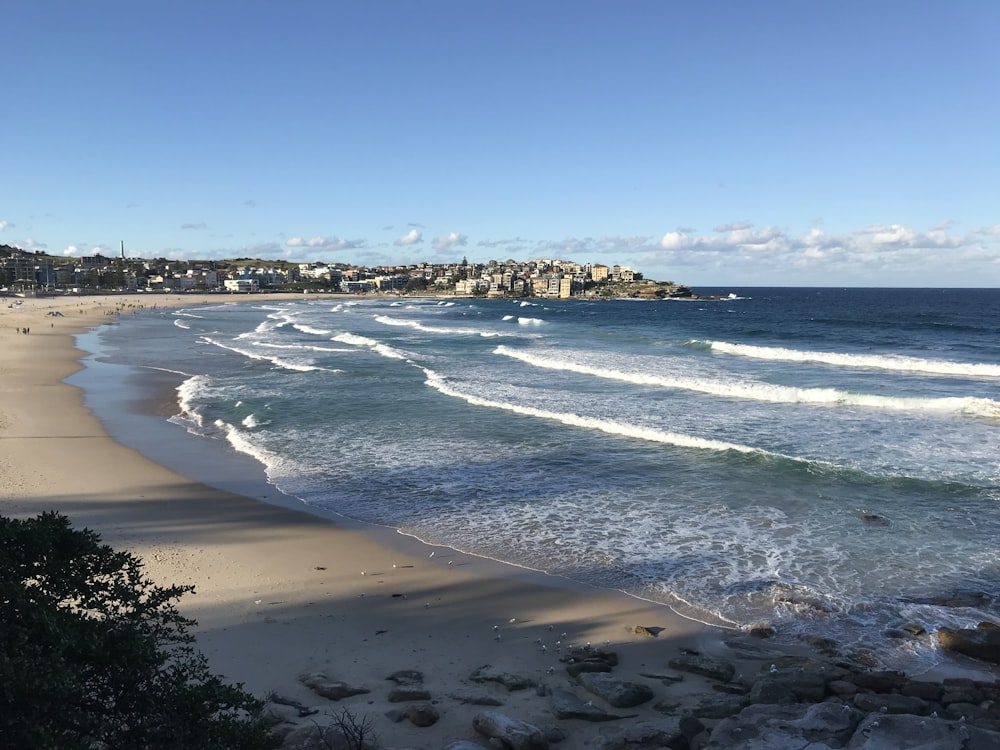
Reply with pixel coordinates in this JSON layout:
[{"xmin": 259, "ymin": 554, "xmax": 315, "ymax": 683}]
[{"xmin": 120, "ymin": 240, "xmax": 125, "ymax": 259}]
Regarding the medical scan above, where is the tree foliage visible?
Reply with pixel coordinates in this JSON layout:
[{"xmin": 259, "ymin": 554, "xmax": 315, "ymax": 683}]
[{"xmin": 0, "ymin": 511, "xmax": 278, "ymax": 749}]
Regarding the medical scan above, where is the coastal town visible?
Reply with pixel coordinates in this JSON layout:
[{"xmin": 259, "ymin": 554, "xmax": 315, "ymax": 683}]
[{"xmin": 0, "ymin": 243, "xmax": 695, "ymax": 299}]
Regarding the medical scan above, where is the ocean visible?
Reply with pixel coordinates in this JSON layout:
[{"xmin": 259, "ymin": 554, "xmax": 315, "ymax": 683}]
[{"xmin": 74, "ymin": 287, "xmax": 1000, "ymax": 673}]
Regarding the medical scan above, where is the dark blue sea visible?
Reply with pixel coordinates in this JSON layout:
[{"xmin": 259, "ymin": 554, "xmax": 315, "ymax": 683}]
[{"xmin": 75, "ymin": 288, "xmax": 1000, "ymax": 673}]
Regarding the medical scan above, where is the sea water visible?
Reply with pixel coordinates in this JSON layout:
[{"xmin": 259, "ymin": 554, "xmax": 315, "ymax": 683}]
[{"xmin": 81, "ymin": 288, "xmax": 1000, "ymax": 673}]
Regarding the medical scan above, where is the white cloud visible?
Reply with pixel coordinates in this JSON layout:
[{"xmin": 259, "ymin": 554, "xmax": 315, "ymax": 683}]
[
  {"xmin": 394, "ymin": 229, "xmax": 422, "ymax": 246},
  {"xmin": 0, "ymin": 220, "xmax": 11, "ymax": 231},
  {"xmin": 286, "ymin": 236, "xmax": 362, "ymax": 252},
  {"xmin": 659, "ymin": 231, "xmax": 694, "ymax": 250},
  {"xmin": 181, "ymin": 222, "xmax": 207, "ymax": 230},
  {"xmin": 432, "ymin": 232, "xmax": 468, "ymax": 251}
]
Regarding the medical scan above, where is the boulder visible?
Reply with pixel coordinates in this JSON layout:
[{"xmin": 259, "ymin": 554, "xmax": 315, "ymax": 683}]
[
  {"xmin": 667, "ymin": 653, "xmax": 735, "ymax": 682},
  {"xmin": 470, "ymin": 664, "xmax": 537, "ymax": 691},
  {"xmin": 299, "ymin": 672, "xmax": 370, "ymax": 701},
  {"xmin": 937, "ymin": 624, "xmax": 1000, "ymax": 664},
  {"xmin": 846, "ymin": 669, "xmax": 907, "ymax": 693},
  {"xmin": 576, "ymin": 672, "xmax": 655, "ymax": 708},
  {"xmin": 633, "ymin": 625, "xmax": 665, "ymax": 638},
  {"xmin": 845, "ymin": 713, "xmax": 1000, "ymax": 749},
  {"xmin": 595, "ymin": 718, "xmax": 691, "ymax": 750},
  {"xmin": 853, "ymin": 692, "xmax": 929, "ymax": 715},
  {"xmin": 549, "ymin": 689, "xmax": 628, "ymax": 722},
  {"xmin": 562, "ymin": 647, "xmax": 619, "ymax": 677},
  {"xmin": 749, "ymin": 669, "xmax": 828, "ymax": 704},
  {"xmin": 472, "ymin": 710, "xmax": 548, "ymax": 750},
  {"xmin": 404, "ymin": 702, "xmax": 439, "ymax": 727},
  {"xmin": 707, "ymin": 702, "xmax": 863, "ymax": 749}
]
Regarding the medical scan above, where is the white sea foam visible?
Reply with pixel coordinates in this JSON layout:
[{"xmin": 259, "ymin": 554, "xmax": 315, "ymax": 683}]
[
  {"xmin": 293, "ymin": 323, "xmax": 332, "ymax": 336},
  {"xmin": 242, "ymin": 413, "xmax": 259, "ymax": 428},
  {"xmin": 704, "ymin": 340, "xmax": 1000, "ymax": 378},
  {"xmin": 421, "ymin": 367, "xmax": 796, "ymax": 460},
  {"xmin": 173, "ymin": 319, "xmax": 190, "ymax": 330},
  {"xmin": 174, "ymin": 374, "xmax": 210, "ymax": 427},
  {"xmin": 516, "ymin": 317, "xmax": 544, "ymax": 325},
  {"xmin": 331, "ymin": 332, "xmax": 408, "ymax": 360},
  {"xmin": 256, "ymin": 342, "xmax": 353, "ymax": 353},
  {"xmin": 201, "ymin": 336, "xmax": 332, "ymax": 372},
  {"xmin": 494, "ymin": 346, "xmax": 1000, "ymax": 418},
  {"xmin": 373, "ymin": 314, "xmax": 504, "ymax": 338}
]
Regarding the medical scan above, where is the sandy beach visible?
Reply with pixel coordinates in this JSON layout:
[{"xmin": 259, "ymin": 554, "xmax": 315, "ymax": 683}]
[{"xmin": 0, "ymin": 292, "xmax": 753, "ymax": 748}]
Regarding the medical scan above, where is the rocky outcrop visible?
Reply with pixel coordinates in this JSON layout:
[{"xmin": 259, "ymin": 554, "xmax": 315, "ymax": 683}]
[{"xmin": 937, "ymin": 622, "xmax": 1000, "ymax": 664}]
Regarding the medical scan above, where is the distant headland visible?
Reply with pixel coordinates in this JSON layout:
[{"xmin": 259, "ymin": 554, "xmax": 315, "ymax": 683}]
[{"xmin": 1, "ymin": 243, "xmax": 733, "ymax": 300}]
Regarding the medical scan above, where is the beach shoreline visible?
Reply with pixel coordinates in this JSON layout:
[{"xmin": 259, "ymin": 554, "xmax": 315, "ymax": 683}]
[{"xmin": 6, "ymin": 292, "xmax": 996, "ymax": 748}]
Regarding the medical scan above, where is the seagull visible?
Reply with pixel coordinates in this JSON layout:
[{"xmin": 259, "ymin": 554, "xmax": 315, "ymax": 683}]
[
  {"xmin": 547, "ymin": 625, "xmax": 554, "ymax": 632},
  {"xmin": 509, "ymin": 617, "xmax": 517, "ymax": 624},
  {"xmin": 541, "ymin": 645, "xmax": 547, "ymax": 653},
  {"xmin": 428, "ymin": 551, "xmax": 435, "ymax": 558},
  {"xmin": 546, "ymin": 667, "xmax": 555, "ymax": 674},
  {"xmin": 769, "ymin": 664, "xmax": 777, "ymax": 673},
  {"xmin": 254, "ymin": 599, "xmax": 262, "ymax": 605},
  {"xmin": 361, "ymin": 571, "xmax": 366, "ymax": 576}
]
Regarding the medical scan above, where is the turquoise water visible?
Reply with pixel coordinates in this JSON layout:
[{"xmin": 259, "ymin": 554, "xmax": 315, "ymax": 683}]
[{"xmin": 82, "ymin": 288, "xmax": 1000, "ymax": 672}]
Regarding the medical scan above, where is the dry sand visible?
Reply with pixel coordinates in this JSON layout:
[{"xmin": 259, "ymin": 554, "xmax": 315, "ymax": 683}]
[{"xmin": 1, "ymin": 292, "xmax": 752, "ymax": 748}]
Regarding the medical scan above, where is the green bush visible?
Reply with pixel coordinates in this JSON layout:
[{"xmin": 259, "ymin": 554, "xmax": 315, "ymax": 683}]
[{"xmin": 0, "ymin": 511, "xmax": 279, "ymax": 749}]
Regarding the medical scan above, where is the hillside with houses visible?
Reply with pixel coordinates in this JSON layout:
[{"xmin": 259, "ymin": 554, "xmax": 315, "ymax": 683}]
[{"xmin": 0, "ymin": 245, "xmax": 695, "ymax": 299}]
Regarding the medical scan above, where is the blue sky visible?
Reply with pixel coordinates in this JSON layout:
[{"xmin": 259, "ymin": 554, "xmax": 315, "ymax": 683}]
[{"xmin": 3, "ymin": 1, "xmax": 998, "ymax": 287}]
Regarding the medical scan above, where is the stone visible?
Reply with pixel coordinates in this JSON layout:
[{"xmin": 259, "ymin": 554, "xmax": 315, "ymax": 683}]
[
  {"xmin": 748, "ymin": 622, "xmax": 777, "ymax": 638},
  {"xmin": 749, "ymin": 668, "xmax": 828, "ymax": 704},
  {"xmin": 576, "ymin": 672, "xmax": 655, "ymax": 708},
  {"xmin": 595, "ymin": 718, "xmax": 688, "ymax": 750},
  {"xmin": 798, "ymin": 634, "xmax": 841, "ymax": 656},
  {"xmin": 549, "ymin": 689, "xmax": 628, "ymax": 722},
  {"xmin": 633, "ymin": 624, "xmax": 664, "ymax": 638},
  {"xmin": 937, "ymin": 624, "xmax": 1000, "ymax": 664},
  {"xmin": 900, "ymin": 680, "xmax": 944, "ymax": 702},
  {"xmin": 683, "ymin": 694, "xmax": 750, "ymax": 720},
  {"xmin": 299, "ymin": 672, "xmax": 370, "ymax": 701},
  {"xmin": 470, "ymin": 665, "xmax": 537, "ymax": 691},
  {"xmin": 846, "ymin": 670, "xmax": 906, "ymax": 693},
  {"xmin": 404, "ymin": 702, "xmax": 439, "ymax": 727},
  {"xmin": 706, "ymin": 702, "xmax": 863, "ymax": 749},
  {"xmin": 667, "ymin": 653, "xmax": 735, "ymax": 682},
  {"xmin": 852, "ymin": 692, "xmax": 929, "ymax": 715},
  {"xmin": 562, "ymin": 647, "xmax": 619, "ymax": 678},
  {"xmin": 845, "ymin": 713, "xmax": 1000, "ymax": 749},
  {"xmin": 472, "ymin": 710, "xmax": 549, "ymax": 750}
]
